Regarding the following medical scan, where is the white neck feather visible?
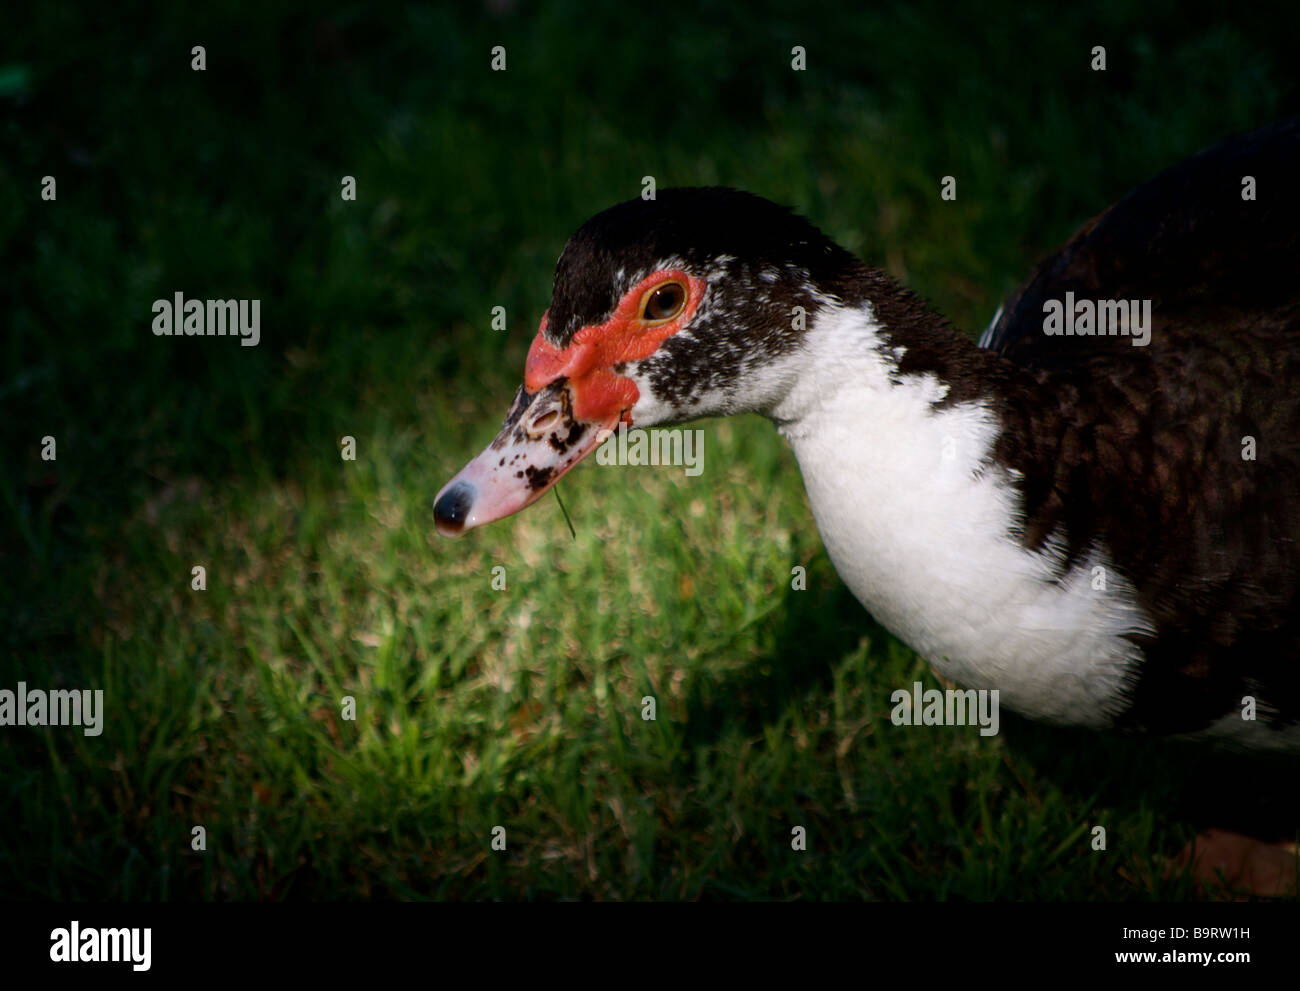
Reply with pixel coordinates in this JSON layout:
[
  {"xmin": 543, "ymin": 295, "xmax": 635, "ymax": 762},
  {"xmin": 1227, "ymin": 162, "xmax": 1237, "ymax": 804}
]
[{"xmin": 768, "ymin": 302, "xmax": 1152, "ymax": 727}]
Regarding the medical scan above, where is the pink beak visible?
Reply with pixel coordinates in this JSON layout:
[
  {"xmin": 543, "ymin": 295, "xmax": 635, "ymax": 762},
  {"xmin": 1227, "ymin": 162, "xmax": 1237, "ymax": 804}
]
[{"xmin": 433, "ymin": 381, "xmax": 619, "ymax": 537}]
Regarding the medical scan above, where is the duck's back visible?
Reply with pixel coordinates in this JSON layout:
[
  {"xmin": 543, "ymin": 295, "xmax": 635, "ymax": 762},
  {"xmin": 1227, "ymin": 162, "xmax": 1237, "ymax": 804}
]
[
  {"xmin": 982, "ymin": 116, "xmax": 1300, "ymax": 365},
  {"xmin": 980, "ymin": 118, "xmax": 1300, "ymax": 743}
]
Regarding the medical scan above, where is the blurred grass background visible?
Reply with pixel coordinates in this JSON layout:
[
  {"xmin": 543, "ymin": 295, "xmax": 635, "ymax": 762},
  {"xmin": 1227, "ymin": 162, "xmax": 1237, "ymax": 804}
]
[{"xmin": 2, "ymin": 0, "xmax": 1298, "ymax": 899}]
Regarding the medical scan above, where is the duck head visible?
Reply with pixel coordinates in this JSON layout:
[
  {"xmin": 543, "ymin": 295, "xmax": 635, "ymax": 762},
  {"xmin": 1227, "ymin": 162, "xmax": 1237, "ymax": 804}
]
[{"xmin": 433, "ymin": 187, "xmax": 866, "ymax": 536}]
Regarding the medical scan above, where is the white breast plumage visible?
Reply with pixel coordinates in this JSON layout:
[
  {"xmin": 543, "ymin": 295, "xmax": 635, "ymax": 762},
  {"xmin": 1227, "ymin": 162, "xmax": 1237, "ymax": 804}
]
[{"xmin": 773, "ymin": 303, "xmax": 1153, "ymax": 727}]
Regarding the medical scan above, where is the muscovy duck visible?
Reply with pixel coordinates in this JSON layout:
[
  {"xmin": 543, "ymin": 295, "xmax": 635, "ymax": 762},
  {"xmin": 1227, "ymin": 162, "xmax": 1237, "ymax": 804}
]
[{"xmin": 435, "ymin": 118, "xmax": 1300, "ymax": 750}]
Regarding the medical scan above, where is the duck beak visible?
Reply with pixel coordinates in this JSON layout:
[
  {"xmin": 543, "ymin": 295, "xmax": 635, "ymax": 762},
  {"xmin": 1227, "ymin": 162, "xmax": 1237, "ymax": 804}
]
[{"xmin": 433, "ymin": 380, "xmax": 620, "ymax": 537}]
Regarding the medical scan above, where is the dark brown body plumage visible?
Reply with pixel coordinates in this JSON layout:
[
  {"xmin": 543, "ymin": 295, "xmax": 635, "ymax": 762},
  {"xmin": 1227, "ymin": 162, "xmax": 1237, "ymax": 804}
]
[{"xmin": 980, "ymin": 118, "xmax": 1300, "ymax": 736}]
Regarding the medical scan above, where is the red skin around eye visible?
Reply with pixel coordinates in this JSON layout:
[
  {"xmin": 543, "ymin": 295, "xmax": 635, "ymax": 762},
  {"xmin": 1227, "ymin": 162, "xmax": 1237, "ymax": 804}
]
[{"xmin": 525, "ymin": 270, "xmax": 705, "ymax": 422}]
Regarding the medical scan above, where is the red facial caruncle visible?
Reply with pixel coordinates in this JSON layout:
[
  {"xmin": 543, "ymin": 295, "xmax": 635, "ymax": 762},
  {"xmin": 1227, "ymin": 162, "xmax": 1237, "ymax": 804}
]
[{"xmin": 524, "ymin": 269, "xmax": 707, "ymax": 424}]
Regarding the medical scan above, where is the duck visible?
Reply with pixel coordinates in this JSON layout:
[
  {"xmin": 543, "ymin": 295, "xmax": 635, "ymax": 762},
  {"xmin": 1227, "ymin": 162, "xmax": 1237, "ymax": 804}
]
[{"xmin": 434, "ymin": 117, "xmax": 1300, "ymax": 755}]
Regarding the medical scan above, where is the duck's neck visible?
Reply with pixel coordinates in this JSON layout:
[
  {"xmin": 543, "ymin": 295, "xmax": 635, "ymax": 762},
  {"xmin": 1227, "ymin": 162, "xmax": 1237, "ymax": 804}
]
[{"xmin": 766, "ymin": 290, "xmax": 1150, "ymax": 727}]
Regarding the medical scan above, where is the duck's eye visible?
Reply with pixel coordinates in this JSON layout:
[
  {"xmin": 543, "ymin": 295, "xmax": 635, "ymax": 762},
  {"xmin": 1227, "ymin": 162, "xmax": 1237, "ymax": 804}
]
[{"xmin": 641, "ymin": 282, "xmax": 686, "ymax": 323}]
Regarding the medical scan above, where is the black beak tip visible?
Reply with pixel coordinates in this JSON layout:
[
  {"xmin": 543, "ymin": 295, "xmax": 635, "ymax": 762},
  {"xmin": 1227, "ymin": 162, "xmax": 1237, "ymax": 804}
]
[{"xmin": 434, "ymin": 482, "xmax": 474, "ymax": 536}]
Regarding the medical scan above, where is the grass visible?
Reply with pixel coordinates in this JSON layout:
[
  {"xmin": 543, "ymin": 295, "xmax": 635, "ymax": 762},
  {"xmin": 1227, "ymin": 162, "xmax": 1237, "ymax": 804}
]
[{"xmin": 2, "ymin": 0, "xmax": 1299, "ymax": 900}]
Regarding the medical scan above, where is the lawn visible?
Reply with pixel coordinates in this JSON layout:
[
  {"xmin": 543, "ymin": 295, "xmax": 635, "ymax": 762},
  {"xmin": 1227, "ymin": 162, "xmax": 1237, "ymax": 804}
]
[{"xmin": 2, "ymin": 0, "xmax": 1298, "ymax": 900}]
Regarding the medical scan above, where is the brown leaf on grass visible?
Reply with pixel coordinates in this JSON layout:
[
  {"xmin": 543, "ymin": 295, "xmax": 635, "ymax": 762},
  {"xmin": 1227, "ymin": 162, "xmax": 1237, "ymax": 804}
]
[{"xmin": 1171, "ymin": 828, "xmax": 1300, "ymax": 898}]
